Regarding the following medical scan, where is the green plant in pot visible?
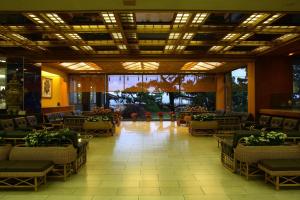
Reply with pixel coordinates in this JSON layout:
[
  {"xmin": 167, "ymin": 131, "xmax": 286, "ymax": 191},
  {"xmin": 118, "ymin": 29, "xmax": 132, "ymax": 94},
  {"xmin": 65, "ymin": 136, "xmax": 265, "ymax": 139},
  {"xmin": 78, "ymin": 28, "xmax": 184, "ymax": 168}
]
[{"xmin": 193, "ymin": 114, "xmax": 214, "ymax": 121}]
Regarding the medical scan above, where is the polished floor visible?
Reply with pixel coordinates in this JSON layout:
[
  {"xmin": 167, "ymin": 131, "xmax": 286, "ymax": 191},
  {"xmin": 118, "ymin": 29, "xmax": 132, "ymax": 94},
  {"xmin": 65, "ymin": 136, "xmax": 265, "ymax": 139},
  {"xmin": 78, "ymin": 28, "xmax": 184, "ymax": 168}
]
[{"xmin": 1, "ymin": 121, "xmax": 300, "ymax": 200}]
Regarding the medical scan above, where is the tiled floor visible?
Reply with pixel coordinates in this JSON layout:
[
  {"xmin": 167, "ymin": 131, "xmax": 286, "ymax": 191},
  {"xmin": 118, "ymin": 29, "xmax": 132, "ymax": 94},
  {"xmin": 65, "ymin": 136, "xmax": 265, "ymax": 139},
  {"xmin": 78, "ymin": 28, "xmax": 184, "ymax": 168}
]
[{"xmin": 1, "ymin": 121, "xmax": 300, "ymax": 199}]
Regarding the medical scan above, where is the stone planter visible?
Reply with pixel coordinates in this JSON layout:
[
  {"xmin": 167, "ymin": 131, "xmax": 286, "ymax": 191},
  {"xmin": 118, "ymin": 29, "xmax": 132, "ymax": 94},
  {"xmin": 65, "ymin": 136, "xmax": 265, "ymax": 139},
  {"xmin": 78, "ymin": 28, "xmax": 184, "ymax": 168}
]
[
  {"xmin": 235, "ymin": 143, "xmax": 300, "ymax": 164},
  {"xmin": 146, "ymin": 116, "xmax": 152, "ymax": 122},
  {"xmin": 0, "ymin": 144, "xmax": 12, "ymax": 160}
]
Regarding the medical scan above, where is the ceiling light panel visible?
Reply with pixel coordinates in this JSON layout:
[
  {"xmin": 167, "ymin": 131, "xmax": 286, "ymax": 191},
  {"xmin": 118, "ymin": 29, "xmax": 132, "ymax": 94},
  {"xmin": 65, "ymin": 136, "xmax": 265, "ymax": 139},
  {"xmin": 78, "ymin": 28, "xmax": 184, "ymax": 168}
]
[
  {"xmin": 122, "ymin": 62, "xmax": 159, "ymax": 70},
  {"xmin": 70, "ymin": 46, "xmax": 80, "ymax": 51},
  {"xmin": 102, "ymin": 12, "xmax": 117, "ymax": 23},
  {"xmin": 68, "ymin": 33, "xmax": 82, "ymax": 40},
  {"xmin": 120, "ymin": 13, "xmax": 134, "ymax": 23},
  {"xmin": 60, "ymin": 62, "xmax": 100, "ymax": 71},
  {"xmin": 183, "ymin": 33, "xmax": 194, "ymax": 40},
  {"xmin": 240, "ymin": 13, "xmax": 269, "ymax": 27},
  {"xmin": 174, "ymin": 13, "xmax": 190, "ymax": 24},
  {"xmin": 182, "ymin": 62, "xmax": 224, "ymax": 71},
  {"xmin": 11, "ymin": 33, "xmax": 28, "ymax": 41},
  {"xmin": 27, "ymin": 13, "xmax": 45, "ymax": 24},
  {"xmin": 46, "ymin": 13, "xmax": 65, "ymax": 24},
  {"xmin": 253, "ymin": 46, "xmax": 270, "ymax": 52},
  {"xmin": 168, "ymin": 33, "xmax": 181, "ymax": 40},
  {"xmin": 238, "ymin": 33, "xmax": 252, "ymax": 41},
  {"xmin": 112, "ymin": 32, "xmax": 123, "ymax": 39},
  {"xmin": 222, "ymin": 33, "xmax": 240, "ymax": 41},
  {"xmin": 81, "ymin": 46, "xmax": 93, "ymax": 51},
  {"xmin": 55, "ymin": 33, "xmax": 65, "ymax": 40},
  {"xmin": 263, "ymin": 14, "xmax": 283, "ymax": 25},
  {"xmin": 275, "ymin": 33, "xmax": 299, "ymax": 42},
  {"xmin": 118, "ymin": 45, "xmax": 127, "ymax": 50},
  {"xmin": 209, "ymin": 46, "xmax": 224, "ymax": 52},
  {"xmin": 191, "ymin": 13, "xmax": 208, "ymax": 26},
  {"xmin": 176, "ymin": 45, "xmax": 186, "ymax": 50},
  {"xmin": 164, "ymin": 45, "xmax": 175, "ymax": 50}
]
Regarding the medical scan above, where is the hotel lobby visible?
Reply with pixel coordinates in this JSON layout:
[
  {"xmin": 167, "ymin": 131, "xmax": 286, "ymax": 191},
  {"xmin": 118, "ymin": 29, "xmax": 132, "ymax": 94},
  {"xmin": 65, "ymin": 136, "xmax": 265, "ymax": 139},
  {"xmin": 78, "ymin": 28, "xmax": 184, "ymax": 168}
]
[{"xmin": 0, "ymin": 0, "xmax": 300, "ymax": 199}]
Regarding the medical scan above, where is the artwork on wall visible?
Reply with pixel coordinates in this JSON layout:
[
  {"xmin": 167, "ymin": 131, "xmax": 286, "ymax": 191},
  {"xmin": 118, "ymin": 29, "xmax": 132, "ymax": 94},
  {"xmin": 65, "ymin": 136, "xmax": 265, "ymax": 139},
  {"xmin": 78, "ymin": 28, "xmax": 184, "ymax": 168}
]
[{"xmin": 42, "ymin": 77, "xmax": 52, "ymax": 98}]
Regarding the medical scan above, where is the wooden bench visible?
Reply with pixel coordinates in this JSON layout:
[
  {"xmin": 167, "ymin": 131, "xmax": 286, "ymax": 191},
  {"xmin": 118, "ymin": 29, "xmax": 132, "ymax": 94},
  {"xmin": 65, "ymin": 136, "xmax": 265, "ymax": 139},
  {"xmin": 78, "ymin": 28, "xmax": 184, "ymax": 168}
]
[
  {"xmin": 258, "ymin": 159, "xmax": 300, "ymax": 190},
  {"xmin": 0, "ymin": 160, "xmax": 53, "ymax": 191}
]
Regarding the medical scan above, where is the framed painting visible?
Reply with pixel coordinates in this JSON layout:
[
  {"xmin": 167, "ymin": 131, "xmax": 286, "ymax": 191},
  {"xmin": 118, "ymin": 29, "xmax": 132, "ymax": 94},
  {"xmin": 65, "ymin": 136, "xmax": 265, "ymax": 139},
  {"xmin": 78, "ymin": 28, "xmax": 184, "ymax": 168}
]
[{"xmin": 42, "ymin": 77, "xmax": 52, "ymax": 98}]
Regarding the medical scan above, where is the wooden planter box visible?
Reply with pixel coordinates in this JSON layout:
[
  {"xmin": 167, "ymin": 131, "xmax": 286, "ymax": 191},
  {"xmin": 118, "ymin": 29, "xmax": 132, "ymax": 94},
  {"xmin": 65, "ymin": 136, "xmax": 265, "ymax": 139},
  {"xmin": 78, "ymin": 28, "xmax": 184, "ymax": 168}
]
[
  {"xmin": 189, "ymin": 120, "xmax": 218, "ymax": 136},
  {"xmin": 83, "ymin": 121, "xmax": 114, "ymax": 136},
  {"xmin": 234, "ymin": 143, "xmax": 300, "ymax": 178},
  {"xmin": 0, "ymin": 144, "xmax": 12, "ymax": 160},
  {"xmin": 9, "ymin": 145, "xmax": 77, "ymax": 180}
]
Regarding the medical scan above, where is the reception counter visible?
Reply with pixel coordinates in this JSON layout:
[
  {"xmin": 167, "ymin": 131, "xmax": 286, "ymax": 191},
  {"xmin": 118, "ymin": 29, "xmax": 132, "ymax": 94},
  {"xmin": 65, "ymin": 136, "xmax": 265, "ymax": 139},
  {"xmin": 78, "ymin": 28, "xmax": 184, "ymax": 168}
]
[{"xmin": 259, "ymin": 109, "xmax": 300, "ymax": 118}]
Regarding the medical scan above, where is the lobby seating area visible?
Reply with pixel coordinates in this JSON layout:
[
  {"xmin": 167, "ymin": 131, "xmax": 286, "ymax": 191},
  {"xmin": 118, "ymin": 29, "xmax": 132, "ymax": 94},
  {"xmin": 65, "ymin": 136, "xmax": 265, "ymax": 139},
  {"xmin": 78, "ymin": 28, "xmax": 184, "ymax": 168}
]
[{"xmin": 0, "ymin": 0, "xmax": 300, "ymax": 198}]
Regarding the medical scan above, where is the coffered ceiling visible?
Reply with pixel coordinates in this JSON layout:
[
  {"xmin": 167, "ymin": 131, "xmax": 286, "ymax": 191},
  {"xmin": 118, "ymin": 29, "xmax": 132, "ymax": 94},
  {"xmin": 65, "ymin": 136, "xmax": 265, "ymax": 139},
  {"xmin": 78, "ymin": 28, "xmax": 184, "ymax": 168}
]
[{"xmin": 0, "ymin": 10, "xmax": 299, "ymax": 73}]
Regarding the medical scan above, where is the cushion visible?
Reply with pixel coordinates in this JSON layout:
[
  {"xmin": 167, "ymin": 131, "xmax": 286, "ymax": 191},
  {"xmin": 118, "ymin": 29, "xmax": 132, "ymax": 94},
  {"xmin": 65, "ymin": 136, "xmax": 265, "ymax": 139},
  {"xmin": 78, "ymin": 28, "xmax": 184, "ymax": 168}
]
[
  {"xmin": 259, "ymin": 159, "xmax": 300, "ymax": 171},
  {"xmin": 0, "ymin": 160, "xmax": 53, "ymax": 172},
  {"xmin": 4, "ymin": 130, "xmax": 29, "ymax": 138}
]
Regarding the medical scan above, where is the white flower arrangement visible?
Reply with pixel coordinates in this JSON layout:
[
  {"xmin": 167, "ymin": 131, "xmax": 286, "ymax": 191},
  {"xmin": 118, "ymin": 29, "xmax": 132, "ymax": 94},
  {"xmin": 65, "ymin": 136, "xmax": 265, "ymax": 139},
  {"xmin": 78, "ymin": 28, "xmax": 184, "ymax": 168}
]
[{"xmin": 242, "ymin": 131, "xmax": 287, "ymax": 146}]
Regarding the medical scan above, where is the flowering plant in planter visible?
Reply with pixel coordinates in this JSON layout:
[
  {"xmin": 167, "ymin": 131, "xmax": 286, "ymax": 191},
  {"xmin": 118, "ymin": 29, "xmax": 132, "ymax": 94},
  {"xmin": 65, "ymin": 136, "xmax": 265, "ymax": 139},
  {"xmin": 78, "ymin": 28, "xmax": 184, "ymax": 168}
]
[
  {"xmin": 157, "ymin": 112, "xmax": 164, "ymax": 117},
  {"xmin": 241, "ymin": 131, "xmax": 287, "ymax": 146},
  {"xmin": 192, "ymin": 114, "xmax": 214, "ymax": 121},
  {"xmin": 145, "ymin": 112, "xmax": 152, "ymax": 117}
]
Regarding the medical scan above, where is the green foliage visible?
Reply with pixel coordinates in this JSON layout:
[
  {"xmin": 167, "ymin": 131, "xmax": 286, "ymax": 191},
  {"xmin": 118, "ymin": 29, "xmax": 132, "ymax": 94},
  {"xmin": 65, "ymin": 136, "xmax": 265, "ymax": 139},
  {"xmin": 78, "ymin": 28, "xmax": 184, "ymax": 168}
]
[
  {"xmin": 241, "ymin": 131, "xmax": 287, "ymax": 146},
  {"xmin": 86, "ymin": 114, "xmax": 111, "ymax": 122},
  {"xmin": 25, "ymin": 128, "xmax": 79, "ymax": 147},
  {"xmin": 193, "ymin": 114, "xmax": 215, "ymax": 121}
]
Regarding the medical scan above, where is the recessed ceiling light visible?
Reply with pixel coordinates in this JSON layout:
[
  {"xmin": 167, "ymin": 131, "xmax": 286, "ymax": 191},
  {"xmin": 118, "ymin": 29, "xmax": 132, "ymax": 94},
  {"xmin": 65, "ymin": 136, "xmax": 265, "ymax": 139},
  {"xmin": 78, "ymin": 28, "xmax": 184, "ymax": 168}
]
[
  {"xmin": 209, "ymin": 46, "xmax": 224, "ymax": 52},
  {"xmin": 168, "ymin": 33, "xmax": 180, "ymax": 40},
  {"xmin": 182, "ymin": 33, "xmax": 194, "ymax": 40},
  {"xmin": 81, "ymin": 46, "xmax": 93, "ymax": 51},
  {"xmin": 263, "ymin": 14, "xmax": 282, "ymax": 25},
  {"xmin": 55, "ymin": 33, "xmax": 65, "ymax": 40},
  {"xmin": 253, "ymin": 46, "xmax": 270, "ymax": 52},
  {"xmin": 164, "ymin": 45, "xmax": 175, "ymax": 50},
  {"xmin": 11, "ymin": 33, "xmax": 28, "ymax": 40},
  {"xmin": 275, "ymin": 33, "xmax": 299, "ymax": 42},
  {"xmin": 182, "ymin": 62, "xmax": 225, "ymax": 70},
  {"xmin": 176, "ymin": 45, "xmax": 186, "ymax": 50},
  {"xmin": 112, "ymin": 32, "xmax": 123, "ymax": 39},
  {"xmin": 118, "ymin": 45, "xmax": 127, "ymax": 50},
  {"xmin": 60, "ymin": 62, "xmax": 101, "ymax": 70},
  {"xmin": 240, "ymin": 13, "xmax": 269, "ymax": 27},
  {"xmin": 27, "ymin": 13, "xmax": 45, "ymax": 24},
  {"xmin": 222, "ymin": 33, "xmax": 240, "ymax": 41},
  {"xmin": 289, "ymin": 52, "xmax": 295, "ymax": 56},
  {"xmin": 68, "ymin": 33, "xmax": 82, "ymax": 40},
  {"xmin": 174, "ymin": 13, "xmax": 190, "ymax": 24},
  {"xmin": 46, "ymin": 13, "xmax": 65, "ymax": 24},
  {"xmin": 191, "ymin": 13, "xmax": 208, "ymax": 26},
  {"xmin": 122, "ymin": 62, "xmax": 159, "ymax": 70},
  {"xmin": 102, "ymin": 12, "xmax": 117, "ymax": 23}
]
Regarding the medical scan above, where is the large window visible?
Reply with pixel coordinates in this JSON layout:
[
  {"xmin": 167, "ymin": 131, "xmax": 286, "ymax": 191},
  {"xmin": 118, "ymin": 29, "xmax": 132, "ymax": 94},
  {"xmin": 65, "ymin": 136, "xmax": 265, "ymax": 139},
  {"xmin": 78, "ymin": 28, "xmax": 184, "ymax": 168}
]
[
  {"xmin": 293, "ymin": 64, "xmax": 300, "ymax": 107},
  {"xmin": 69, "ymin": 74, "xmax": 217, "ymax": 117},
  {"xmin": 231, "ymin": 68, "xmax": 248, "ymax": 112}
]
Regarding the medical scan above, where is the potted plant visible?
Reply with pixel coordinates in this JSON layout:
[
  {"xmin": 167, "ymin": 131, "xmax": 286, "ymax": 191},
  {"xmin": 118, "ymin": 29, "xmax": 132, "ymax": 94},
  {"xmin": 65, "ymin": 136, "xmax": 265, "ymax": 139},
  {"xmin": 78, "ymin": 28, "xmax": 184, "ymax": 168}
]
[
  {"xmin": 131, "ymin": 112, "xmax": 138, "ymax": 122},
  {"xmin": 157, "ymin": 112, "xmax": 164, "ymax": 121},
  {"xmin": 145, "ymin": 112, "xmax": 152, "ymax": 122},
  {"xmin": 168, "ymin": 112, "xmax": 176, "ymax": 122}
]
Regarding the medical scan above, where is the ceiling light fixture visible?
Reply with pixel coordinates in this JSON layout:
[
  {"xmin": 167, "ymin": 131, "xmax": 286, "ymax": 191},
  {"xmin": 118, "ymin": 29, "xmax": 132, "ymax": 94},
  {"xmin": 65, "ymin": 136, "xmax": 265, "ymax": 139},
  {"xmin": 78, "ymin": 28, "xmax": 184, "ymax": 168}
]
[
  {"xmin": 164, "ymin": 45, "xmax": 175, "ymax": 50},
  {"xmin": 240, "ymin": 13, "xmax": 269, "ymax": 27},
  {"xmin": 11, "ymin": 33, "xmax": 28, "ymax": 40},
  {"xmin": 275, "ymin": 33, "xmax": 299, "ymax": 42},
  {"xmin": 55, "ymin": 33, "xmax": 65, "ymax": 40},
  {"xmin": 209, "ymin": 46, "xmax": 224, "ymax": 52},
  {"xmin": 174, "ymin": 13, "xmax": 190, "ymax": 24},
  {"xmin": 183, "ymin": 33, "xmax": 194, "ymax": 40},
  {"xmin": 27, "ymin": 13, "xmax": 45, "ymax": 24},
  {"xmin": 176, "ymin": 45, "xmax": 186, "ymax": 50},
  {"xmin": 168, "ymin": 33, "xmax": 181, "ymax": 40},
  {"xmin": 68, "ymin": 33, "xmax": 82, "ymax": 40},
  {"xmin": 60, "ymin": 62, "xmax": 101, "ymax": 70},
  {"xmin": 46, "ymin": 13, "xmax": 65, "ymax": 24},
  {"xmin": 222, "ymin": 33, "xmax": 240, "ymax": 41},
  {"xmin": 118, "ymin": 45, "xmax": 127, "ymax": 50},
  {"xmin": 182, "ymin": 62, "xmax": 224, "ymax": 71},
  {"xmin": 263, "ymin": 14, "xmax": 282, "ymax": 25},
  {"xmin": 112, "ymin": 32, "xmax": 123, "ymax": 39},
  {"xmin": 122, "ymin": 62, "xmax": 159, "ymax": 70},
  {"xmin": 191, "ymin": 13, "xmax": 208, "ymax": 26},
  {"xmin": 102, "ymin": 12, "xmax": 117, "ymax": 23}
]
